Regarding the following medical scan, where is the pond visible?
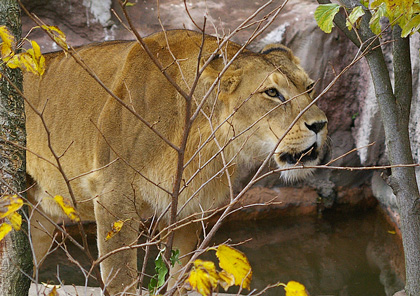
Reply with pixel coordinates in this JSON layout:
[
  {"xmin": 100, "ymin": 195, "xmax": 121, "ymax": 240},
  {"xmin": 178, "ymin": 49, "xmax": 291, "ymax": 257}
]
[{"xmin": 38, "ymin": 207, "xmax": 404, "ymax": 296}]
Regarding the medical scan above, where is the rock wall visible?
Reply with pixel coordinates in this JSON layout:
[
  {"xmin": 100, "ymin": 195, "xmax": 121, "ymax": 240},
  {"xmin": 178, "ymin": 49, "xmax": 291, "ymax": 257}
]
[{"xmin": 21, "ymin": 0, "xmax": 420, "ymax": 226}]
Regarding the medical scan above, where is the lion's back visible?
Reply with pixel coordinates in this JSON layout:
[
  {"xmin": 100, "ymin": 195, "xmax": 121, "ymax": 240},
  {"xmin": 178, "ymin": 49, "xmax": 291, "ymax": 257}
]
[{"xmin": 23, "ymin": 31, "xmax": 217, "ymax": 212}]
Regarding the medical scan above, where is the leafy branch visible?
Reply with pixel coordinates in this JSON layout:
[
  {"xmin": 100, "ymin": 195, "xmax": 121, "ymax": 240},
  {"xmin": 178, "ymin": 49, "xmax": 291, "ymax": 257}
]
[{"xmin": 315, "ymin": 1, "xmax": 420, "ymax": 295}]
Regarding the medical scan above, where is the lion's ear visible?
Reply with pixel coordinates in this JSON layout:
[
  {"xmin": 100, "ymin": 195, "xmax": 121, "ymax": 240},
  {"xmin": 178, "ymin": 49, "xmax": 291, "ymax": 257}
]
[
  {"xmin": 260, "ymin": 44, "xmax": 301, "ymax": 66},
  {"xmin": 201, "ymin": 55, "xmax": 243, "ymax": 94}
]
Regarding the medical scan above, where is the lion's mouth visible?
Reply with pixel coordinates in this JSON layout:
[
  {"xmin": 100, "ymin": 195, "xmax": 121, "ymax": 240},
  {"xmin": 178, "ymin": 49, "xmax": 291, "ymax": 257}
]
[{"xmin": 278, "ymin": 143, "xmax": 318, "ymax": 165}]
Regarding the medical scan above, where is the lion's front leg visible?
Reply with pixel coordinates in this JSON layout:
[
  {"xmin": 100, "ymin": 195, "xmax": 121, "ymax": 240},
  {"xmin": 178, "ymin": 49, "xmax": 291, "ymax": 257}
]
[
  {"xmin": 29, "ymin": 203, "xmax": 60, "ymax": 268},
  {"xmin": 27, "ymin": 182, "xmax": 63, "ymax": 270},
  {"xmin": 94, "ymin": 198, "xmax": 140, "ymax": 295}
]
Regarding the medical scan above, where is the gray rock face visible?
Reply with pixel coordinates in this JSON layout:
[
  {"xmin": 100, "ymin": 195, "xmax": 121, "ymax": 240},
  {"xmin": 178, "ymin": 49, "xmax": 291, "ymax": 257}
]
[{"xmin": 21, "ymin": 0, "xmax": 420, "ymax": 226}]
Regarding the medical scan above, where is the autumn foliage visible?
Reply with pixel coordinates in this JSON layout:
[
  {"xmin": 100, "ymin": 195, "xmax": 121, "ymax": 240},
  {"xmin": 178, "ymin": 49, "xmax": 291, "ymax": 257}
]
[
  {"xmin": 0, "ymin": 194, "xmax": 23, "ymax": 240},
  {"xmin": 315, "ymin": 0, "xmax": 420, "ymax": 37},
  {"xmin": 185, "ymin": 244, "xmax": 252, "ymax": 295}
]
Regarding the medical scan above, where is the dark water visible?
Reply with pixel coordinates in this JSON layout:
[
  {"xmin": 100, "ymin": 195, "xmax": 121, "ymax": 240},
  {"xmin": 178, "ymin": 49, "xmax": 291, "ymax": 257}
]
[
  {"xmin": 39, "ymin": 208, "xmax": 404, "ymax": 296},
  {"xmin": 209, "ymin": 210, "xmax": 404, "ymax": 296}
]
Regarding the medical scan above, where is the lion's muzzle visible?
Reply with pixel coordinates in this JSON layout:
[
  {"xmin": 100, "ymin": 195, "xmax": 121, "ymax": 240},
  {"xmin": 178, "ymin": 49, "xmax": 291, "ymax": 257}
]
[{"xmin": 278, "ymin": 142, "xmax": 319, "ymax": 165}]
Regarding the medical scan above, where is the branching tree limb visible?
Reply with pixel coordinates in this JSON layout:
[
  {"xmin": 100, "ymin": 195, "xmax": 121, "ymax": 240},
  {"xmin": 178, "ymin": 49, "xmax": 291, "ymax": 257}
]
[{"xmin": 317, "ymin": 0, "xmax": 420, "ymax": 294}]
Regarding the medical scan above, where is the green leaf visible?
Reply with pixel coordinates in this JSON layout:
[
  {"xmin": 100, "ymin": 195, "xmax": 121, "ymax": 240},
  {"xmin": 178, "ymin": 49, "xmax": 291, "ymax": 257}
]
[
  {"xmin": 369, "ymin": 2, "xmax": 387, "ymax": 35},
  {"xmin": 155, "ymin": 252, "xmax": 168, "ymax": 288},
  {"xmin": 315, "ymin": 4, "xmax": 341, "ymax": 33},
  {"xmin": 148, "ymin": 250, "xmax": 169, "ymax": 295},
  {"xmin": 148, "ymin": 277, "xmax": 158, "ymax": 295},
  {"xmin": 401, "ymin": 13, "xmax": 420, "ymax": 36},
  {"xmin": 346, "ymin": 6, "xmax": 366, "ymax": 30},
  {"xmin": 170, "ymin": 249, "xmax": 180, "ymax": 267},
  {"xmin": 360, "ymin": 0, "xmax": 369, "ymax": 7}
]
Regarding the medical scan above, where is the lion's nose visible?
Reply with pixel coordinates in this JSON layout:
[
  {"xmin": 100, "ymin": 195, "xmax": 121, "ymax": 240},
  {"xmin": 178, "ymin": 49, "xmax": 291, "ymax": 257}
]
[{"xmin": 305, "ymin": 121, "xmax": 327, "ymax": 134}]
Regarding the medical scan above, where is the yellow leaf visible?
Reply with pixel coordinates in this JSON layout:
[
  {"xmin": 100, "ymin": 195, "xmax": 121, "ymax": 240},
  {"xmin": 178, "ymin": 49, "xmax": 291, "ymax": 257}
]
[
  {"xmin": 41, "ymin": 282, "xmax": 61, "ymax": 289},
  {"xmin": 388, "ymin": 230, "xmax": 396, "ymax": 234},
  {"xmin": 105, "ymin": 220, "xmax": 125, "ymax": 241},
  {"xmin": 6, "ymin": 52, "xmax": 38, "ymax": 74},
  {"xmin": 0, "ymin": 26, "xmax": 14, "ymax": 47},
  {"xmin": 25, "ymin": 48, "xmax": 45, "ymax": 76},
  {"xmin": 19, "ymin": 52, "xmax": 38, "ymax": 75},
  {"xmin": 1, "ymin": 42, "xmax": 13, "ymax": 61},
  {"xmin": 0, "ymin": 26, "xmax": 15, "ymax": 60},
  {"xmin": 0, "ymin": 194, "xmax": 23, "ymax": 219},
  {"xmin": 1, "ymin": 33, "xmax": 45, "ymax": 76},
  {"xmin": 283, "ymin": 281, "xmax": 310, "ymax": 296},
  {"xmin": 47, "ymin": 286, "xmax": 58, "ymax": 296},
  {"xmin": 30, "ymin": 40, "xmax": 42, "ymax": 60},
  {"xmin": 39, "ymin": 25, "xmax": 68, "ymax": 50},
  {"xmin": 7, "ymin": 45, "xmax": 46, "ymax": 76},
  {"xmin": 383, "ymin": 0, "xmax": 415, "ymax": 22},
  {"xmin": 385, "ymin": 0, "xmax": 414, "ymax": 14},
  {"xmin": 185, "ymin": 260, "xmax": 219, "ymax": 296},
  {"xmin": 215, "ymin": 244, "xmax": 252, "ymax": 289},
  {"xmin": 5, "ymin": 53, "xmax": 21, "ymax": 69},
  {"xmin": 8, "ymin": 211, "xmax": 22, "ymax": 231},
  {"xmin": 29, "ymin": 40, "xmax": 45, "ymax": 75},
  {"xmin": 0, "ymin": 223, "xmax": 12, "ymax": 241},
  {"xmin": 38, "ymin": 54, "xmax": 46, "ymax": 75},
  {"xmin": 370, "ymin": 0, "xmax": 384, "ymax": 9},
  {"xmin": 218, "ymin": 270, "xmax": 235, "ymax": 291},
  {"xmin": 53, "ymin": 195, "xmax": 80, "ymax": 222}
]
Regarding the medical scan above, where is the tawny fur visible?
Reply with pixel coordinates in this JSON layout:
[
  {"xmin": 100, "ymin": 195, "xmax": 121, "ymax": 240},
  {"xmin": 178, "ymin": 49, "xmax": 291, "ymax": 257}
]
[{"xmin": 24, "ymin": 30, "xmax": 328, "ymax": 294}]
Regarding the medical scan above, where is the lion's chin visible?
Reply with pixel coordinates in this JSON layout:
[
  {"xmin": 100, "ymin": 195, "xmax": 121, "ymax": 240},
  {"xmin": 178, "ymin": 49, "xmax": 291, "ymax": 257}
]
[
  {"xmin": 274, "ymin": 141, "xmax": 328, "ymax": 182},
  {"xmin": 279, "ymin": 166, "xmax": 316, "ymax": 182},
  {"xmin": 274, "ymin": 149, "xmax": 323, "ymax": 182}
]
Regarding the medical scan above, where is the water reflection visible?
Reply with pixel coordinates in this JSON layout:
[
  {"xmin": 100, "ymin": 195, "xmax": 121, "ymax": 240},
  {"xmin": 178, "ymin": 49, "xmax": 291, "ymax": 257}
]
[
  {"xmin": 39, "ymin": 208, "xmax": 404, "ymax": 296},
  {"xmin": 212, "ymin": 209, "xmax": 404, "ymax": 296}
]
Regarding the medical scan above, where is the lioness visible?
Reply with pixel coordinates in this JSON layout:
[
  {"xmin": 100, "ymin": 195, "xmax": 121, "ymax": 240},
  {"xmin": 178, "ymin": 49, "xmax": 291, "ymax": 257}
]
[{"xmin": 24, "ymin": 30, "xmax": 328, "ymax": 294}]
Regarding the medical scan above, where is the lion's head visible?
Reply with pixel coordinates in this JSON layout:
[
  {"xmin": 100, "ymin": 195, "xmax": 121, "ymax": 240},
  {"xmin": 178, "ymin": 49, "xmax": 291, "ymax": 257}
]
[{"xmin": 201, "ymin": 43, "xmax": 328, "ymax": 181}]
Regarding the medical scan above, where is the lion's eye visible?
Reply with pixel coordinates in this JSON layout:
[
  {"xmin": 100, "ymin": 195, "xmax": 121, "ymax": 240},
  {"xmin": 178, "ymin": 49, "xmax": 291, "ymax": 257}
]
[
  {"xmin": 264, "ymin": 88, "xmax": 286, "ymax": 102},
  {"xmin": 265, "ymin": 88, "xmax": 279, "ymax": 97}
]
